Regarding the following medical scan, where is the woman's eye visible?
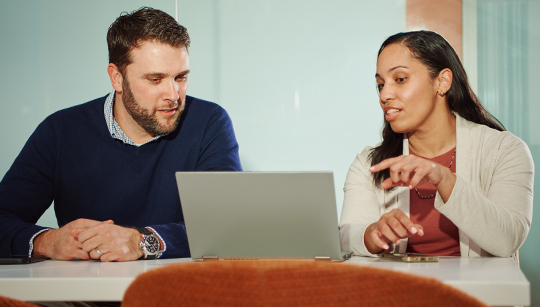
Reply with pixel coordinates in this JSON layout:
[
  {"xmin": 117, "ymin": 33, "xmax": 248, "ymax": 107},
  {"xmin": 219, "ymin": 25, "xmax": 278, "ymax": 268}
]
[
  {"xmin": 377, "ymin": 83, "xmax": 384, "ymax": 92},
  {"xmin": 396, "ymin": 77, "xmax": 406, "ymax": 83}
]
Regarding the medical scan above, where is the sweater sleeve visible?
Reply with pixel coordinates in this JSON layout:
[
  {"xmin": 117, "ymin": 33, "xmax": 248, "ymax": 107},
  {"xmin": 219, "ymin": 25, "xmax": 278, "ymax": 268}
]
[
  {"xmin": 0, "ymin": 119, "xmax": 57, "ymax": 257},
  {"xmin": 435, "ymin": 134, "xmax": 534, "ymax": 257},
  {"xmin": 195, "ymin": 105, "xmax": 242, "ymax": 172},
  {"xmin": 147, "ymin": 106, "xmax": 242, "ymax": 259},
  {"xmin": 339, "ymin": 147, "xmax": 380, "ymax": 257}
]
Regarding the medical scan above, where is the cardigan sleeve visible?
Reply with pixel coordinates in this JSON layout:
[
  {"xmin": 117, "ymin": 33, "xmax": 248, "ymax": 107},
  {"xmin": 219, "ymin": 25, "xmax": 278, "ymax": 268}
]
[
  {"xmin": 435, "ymin": 132, "xmax": 534, "ymax": 257},
  {"xmin": 339, "ymin": 147, "xmax": 381, "ymax": 257}
]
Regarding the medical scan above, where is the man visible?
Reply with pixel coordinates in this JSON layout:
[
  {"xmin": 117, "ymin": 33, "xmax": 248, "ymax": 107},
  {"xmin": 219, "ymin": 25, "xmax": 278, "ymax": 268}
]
[{"xmin": 0, "ymin": 7, "xmax": 242, "ymax": 262}]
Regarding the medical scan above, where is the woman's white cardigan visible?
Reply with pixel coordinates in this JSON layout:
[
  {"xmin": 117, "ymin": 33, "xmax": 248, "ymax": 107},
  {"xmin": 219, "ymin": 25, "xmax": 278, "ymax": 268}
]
[{"xmin": 339, "ymin": 115, "xmax": 534, "ymax": 257}]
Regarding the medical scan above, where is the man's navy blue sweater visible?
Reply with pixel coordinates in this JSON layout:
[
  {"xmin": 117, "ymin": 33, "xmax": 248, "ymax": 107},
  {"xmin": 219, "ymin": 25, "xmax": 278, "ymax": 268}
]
[{"xmin": 0, "ymin": 94, "xmax": 242, "ymax": 258}]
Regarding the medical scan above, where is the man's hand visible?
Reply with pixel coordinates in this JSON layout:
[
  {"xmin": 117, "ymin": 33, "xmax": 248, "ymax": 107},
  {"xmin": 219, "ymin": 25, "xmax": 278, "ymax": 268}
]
[
  {"xmin": 73, "ymin": 222, "xmax": 144, "ymax": 262},
  {"xmin": 364, "ymin": 209, "xmax": 424, "ymax": 254},
  {"xmin": 33, "ymin": 218, "xmax": 110, "ymax": 260}
]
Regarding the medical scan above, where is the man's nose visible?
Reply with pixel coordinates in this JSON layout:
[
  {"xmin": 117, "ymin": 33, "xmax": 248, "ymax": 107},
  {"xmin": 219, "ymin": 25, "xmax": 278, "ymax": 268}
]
[{"xmin": 164, "ymin": 80, "xmax": 180, "ymax": 102}]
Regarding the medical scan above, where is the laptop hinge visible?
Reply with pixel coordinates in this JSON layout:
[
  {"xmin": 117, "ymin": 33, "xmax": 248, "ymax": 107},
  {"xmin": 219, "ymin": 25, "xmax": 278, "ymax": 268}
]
[
  {"xmin": 202, "ymin": 256, "xmax": 219, "ymax": 261},
  {"xmin": 315, "ymin": 256, "xmax": 331, "ymax": 261}
]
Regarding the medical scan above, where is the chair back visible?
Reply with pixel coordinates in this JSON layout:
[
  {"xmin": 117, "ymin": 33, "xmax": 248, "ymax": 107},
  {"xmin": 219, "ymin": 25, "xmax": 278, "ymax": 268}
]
[
  {"xmin": 122, "ymin": 260, "xmax": 488, "ymax": 307},
  {"xmin": 0, "ymin": 295, "xmax": 39, "ymax": 307}
]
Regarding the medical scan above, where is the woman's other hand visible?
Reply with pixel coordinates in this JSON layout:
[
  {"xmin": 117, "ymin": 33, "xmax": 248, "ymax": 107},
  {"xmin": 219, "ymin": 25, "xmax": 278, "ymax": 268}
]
[{"xmin": 364, "ymin": 209, "xmax": 424, "ymax": 254}]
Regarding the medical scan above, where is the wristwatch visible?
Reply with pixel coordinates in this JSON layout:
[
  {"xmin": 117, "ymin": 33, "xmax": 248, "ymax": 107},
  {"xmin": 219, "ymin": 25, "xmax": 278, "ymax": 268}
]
[{"xmin": 136, "ymin": 227, "xmax": 160, "ymax": 259}]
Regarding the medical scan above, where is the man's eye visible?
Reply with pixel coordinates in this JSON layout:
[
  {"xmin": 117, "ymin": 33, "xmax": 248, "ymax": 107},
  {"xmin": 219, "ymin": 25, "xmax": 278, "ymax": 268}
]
[{"xmin": 176, "ymin": 76, "xmax": 187, "ymax": 82}]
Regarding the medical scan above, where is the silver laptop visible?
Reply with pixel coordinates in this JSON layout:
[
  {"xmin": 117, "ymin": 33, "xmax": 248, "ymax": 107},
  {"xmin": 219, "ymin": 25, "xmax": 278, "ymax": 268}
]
[{"xmin": 175, "ymin": 171, "xmax": 352, "ymax": 261}]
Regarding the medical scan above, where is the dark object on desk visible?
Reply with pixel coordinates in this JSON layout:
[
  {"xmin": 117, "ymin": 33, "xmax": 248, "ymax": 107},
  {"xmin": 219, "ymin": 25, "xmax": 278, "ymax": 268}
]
[
  {"xmin": 380, "ymin": 253, "xmax": 439, "ymax": 262},
  {"xmin": 122, "ymin": 260, "xmax": 488, "ymax": 307},
  {"xmin": 0, "ymin": 255, "xmax": 46, "ymax": 265}
]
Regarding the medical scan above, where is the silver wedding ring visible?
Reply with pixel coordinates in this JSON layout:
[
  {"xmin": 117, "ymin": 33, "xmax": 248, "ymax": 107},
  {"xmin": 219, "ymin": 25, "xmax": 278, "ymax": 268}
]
[{"xmin": 95, "ymin": 248, "xmax": 103, "ymax": 256}]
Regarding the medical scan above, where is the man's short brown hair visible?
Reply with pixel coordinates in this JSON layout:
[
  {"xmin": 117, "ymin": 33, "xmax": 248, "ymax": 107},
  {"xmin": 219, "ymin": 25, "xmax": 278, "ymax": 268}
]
[{"xmin": 107, "ymin": 7, "xmax": 190, "ymax": 74}]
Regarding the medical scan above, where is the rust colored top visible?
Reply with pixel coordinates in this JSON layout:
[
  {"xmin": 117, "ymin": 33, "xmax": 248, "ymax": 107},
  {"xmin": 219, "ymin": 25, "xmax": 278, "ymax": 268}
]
[{"xmin": 407, "ymin": 147, "xmax": 460, "ymax": 256}]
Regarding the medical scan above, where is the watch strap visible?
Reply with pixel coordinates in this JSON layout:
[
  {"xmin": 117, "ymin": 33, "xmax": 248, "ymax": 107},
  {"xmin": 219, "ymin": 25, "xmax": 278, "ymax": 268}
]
[{"xmin": 136, "ymin": 227, "xmax": 153, "ymax": 236}]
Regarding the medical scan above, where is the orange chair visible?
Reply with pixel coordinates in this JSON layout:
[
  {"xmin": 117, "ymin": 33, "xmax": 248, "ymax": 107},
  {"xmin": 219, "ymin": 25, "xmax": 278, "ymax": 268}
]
[
  {"xmin": 122, "ymin": 260, "xmax": 488, "ymax": 307},
  {"xmin": 0, "ymin": 296, "xmax": 39, "ymax": 307}
]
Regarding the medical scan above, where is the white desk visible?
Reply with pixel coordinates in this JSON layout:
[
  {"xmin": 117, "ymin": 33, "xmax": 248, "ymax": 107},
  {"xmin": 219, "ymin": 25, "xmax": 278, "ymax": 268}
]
[
  {"xmin": 0, "ymin": 256, "xmax": 530, "ymax": 306},
  {"xmin": 350, "ymin": 256, "xmax": 530, "ymax": 306}
]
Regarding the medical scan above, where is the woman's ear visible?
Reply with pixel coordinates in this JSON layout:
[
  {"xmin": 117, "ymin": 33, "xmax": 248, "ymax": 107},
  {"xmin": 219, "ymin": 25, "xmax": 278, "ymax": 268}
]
[
  {"xmin": 437, "ymin": 68, "xmax": 453, "ymax": 96},
  {"xmin": 107, "ymin": 63, "xmax": 123, "ymax": 93}
]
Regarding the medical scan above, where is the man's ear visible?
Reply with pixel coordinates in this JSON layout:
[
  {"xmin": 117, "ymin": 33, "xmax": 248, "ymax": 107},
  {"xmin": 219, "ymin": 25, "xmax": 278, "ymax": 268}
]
[
  {"xmin": 437, "ymin": 68, "xmax": 453, "ymax": 95},
  {"xmin": 107, "ymin": 63, "xmax": 123, "ymax": 93}
]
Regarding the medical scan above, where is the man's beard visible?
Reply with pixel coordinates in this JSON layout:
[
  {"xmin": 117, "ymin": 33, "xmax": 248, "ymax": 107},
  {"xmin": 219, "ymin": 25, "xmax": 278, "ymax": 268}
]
[{"xmin": 121, "ymin": 77, "xmax": 182, "ymax": 137}]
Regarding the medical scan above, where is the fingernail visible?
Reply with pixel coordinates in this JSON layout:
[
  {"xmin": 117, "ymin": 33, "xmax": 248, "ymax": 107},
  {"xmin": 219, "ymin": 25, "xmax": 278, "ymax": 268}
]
[
  {"xmin": 409, "ymin": 185, "xmax": 413, "ymax": 190},
  {"xmin": 382, "ymin": 244, "xmax": 389, "ymax": 250},
  {"xmin": 369, "ymin": 166, "xmax": 375, "ymax": 171},
  {"xmin": 419, "ymin": 229, "xmax": 424, "ymax": 236},
  {"xmin": 411, "ymin": 227, "xmax": 417, "ymax": 234},
  {"xmin": 396, "ymin": 240, "xmax": 401, "ymax": 245}
]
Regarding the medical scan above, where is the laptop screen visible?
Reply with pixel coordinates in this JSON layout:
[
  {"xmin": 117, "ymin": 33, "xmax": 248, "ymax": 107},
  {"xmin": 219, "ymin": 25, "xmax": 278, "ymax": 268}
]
[{"xmin": 175, "ymin": 171, "xmax": 345, "ymax": 260}]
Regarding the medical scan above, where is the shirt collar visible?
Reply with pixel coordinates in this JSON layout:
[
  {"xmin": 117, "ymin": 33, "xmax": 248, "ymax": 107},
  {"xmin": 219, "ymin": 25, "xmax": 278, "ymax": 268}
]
[{"xmin": 103, "ymin": 90, "xmax": 162, "ymax": 146}]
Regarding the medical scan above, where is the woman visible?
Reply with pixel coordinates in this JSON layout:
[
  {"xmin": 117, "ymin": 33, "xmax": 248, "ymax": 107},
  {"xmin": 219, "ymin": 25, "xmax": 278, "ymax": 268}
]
[{"xmin": 339, "ymin": 31, "xmax": 533, "ymax": 257}]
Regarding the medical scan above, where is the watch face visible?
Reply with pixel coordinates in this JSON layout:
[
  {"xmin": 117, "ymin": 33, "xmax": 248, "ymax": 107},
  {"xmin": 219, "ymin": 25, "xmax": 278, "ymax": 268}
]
[{"xmin": 144, "ymin": 235, "xmax": 159, "ymax": 254}]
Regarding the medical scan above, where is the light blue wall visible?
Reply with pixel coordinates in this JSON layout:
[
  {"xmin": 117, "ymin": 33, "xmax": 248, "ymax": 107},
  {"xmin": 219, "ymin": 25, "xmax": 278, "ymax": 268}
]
[{"xmin": 178, "ymin": 0, "xmax": 406, "ymax": 219}]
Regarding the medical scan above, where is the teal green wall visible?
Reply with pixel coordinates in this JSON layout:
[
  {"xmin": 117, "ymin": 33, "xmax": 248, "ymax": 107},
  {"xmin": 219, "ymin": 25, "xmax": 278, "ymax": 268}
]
[
  {"xmin": 477, "ymin": 1, "xmax": 539, "ymax": 305},
  {"xmin": 477, "ymin": 0, "xmax": 540, "ymax": 306},
  {"xmin": 522, "ymin": 147, "xmax": 540, "ymax": 306}
]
